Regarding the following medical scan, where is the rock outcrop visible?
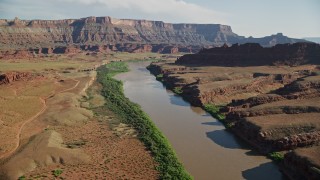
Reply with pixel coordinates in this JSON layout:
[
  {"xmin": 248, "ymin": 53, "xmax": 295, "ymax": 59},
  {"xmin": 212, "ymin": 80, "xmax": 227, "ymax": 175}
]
[
  {"xmin": 0, "ymin": 72, "xmax": 32, "ymax": 85},
  {"xmin": 148, "ymin": 44, "xmax": 320, "ymax": 179},
  {"xmin": 221, "ymin": 72, "xmax": 320, "ymax": 179},
  {"xmin": 0, "ymin": 16, "xmax": 307, "ymax": 52},
  {"xmin": 148, "ymin": 61, "xmax": 316, "ymax": 107},
  {"xmin": 281, "ymin": 146, "xmax": 320, "ymax": 180},
  {"xmin": 176, "ymin": 43, "xmax": 320, "ymax": 66},
  {"xmin": 225, "ymin": 75, "xmax": 320, "ymax": 149},
  {"xmin": 148, "ymin": 61, "xmax": 320, "ymax": 152}
]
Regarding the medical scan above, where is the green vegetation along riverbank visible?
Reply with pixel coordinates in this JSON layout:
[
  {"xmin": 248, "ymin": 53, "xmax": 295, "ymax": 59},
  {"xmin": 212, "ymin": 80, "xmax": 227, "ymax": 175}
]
[{"xmin": 97, "ymin": 62, "xmax": 192, "ymax": 179}]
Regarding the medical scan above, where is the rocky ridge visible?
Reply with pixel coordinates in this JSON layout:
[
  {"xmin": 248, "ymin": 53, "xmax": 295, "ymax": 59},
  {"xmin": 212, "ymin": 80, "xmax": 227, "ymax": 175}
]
[
  {"xmin": 148, "ymin": 42, "xmax": 320, "ymax": 179},
  {"xmin": 176, "ymin": 42, "xmax": 320, "ymax": 66},
  {"xmin": 0, "ymin": 16, "xmax": 308, "ymax": 59},
  {"xmin": 0, "ymin": 44, "xmax": 200, "ymax": 60}
]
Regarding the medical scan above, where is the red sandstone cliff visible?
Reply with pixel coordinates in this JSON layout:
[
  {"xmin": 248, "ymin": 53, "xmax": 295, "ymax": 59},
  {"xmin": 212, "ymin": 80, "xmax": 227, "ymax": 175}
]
[{"xmin": 0, "ymin": 16, "xmax": 307, "ymax": 52}]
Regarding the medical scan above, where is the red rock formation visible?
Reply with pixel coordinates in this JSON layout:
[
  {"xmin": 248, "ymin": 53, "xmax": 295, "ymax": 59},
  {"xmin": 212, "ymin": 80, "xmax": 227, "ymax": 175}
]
[
  {"xmin": 229, "ymin": 114, "xmax": 320, "ymax": 152},
  {"xmin": 275, "ymin": 76, "xmax": 320, "ymax": 99},
  {"xmin": 148, "ymin": 58, "xmax": 320, "ymax": 155},
  {"xmin": 281, "ymin": 146, "xmax": 320, "ymax": 180},
  {"xmin": 0, "ymin": 16, "xmax": 307, "ymax": 52},
  {"xmin": 148, "ymin": 42, "xmax": 320, "ymax": 180},
  {"xmin": 131, "ymin": 44, "xmax": 153, "ymax": 53},
  {"xmin": 176, "ymin": 43, "xmax": 320, "ymax": 66},
  {"xmin": 223, "ymin": 74, "xmax": 320, "ymax": 148},
  {"xmin": 0, "ymin": 50, "xmax": 34, "ymax": 59},
  {"xmin": 0, "ymin": 43, "xmax": 201, "ymax": 59},
  {"xmin": 225, "ymin": 94, "xmax": 286, "ymax": 112},
  {"xmin": 0, "ymin": 72, "xmax": 32, "ymax": 85}
]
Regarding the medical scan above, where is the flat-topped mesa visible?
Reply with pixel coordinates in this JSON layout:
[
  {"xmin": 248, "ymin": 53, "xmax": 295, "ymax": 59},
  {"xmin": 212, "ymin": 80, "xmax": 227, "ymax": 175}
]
[
  {"xmin": 176, "ymin": 42, "xmax": 320, "ymax": 66},
  {"xmin": 0, "ymin": 16, "xmax": 307, "ymax": 51},
  {"xmin": 111, "ymin": 18, "xmax": 168, "ymax": 28},
  {"xmin": 0, "ymin": 16, "xmax": 235, "ymax": 48},
  {"xmin": 73, "ymin": 16, "xmax": 113, "ymax": 24},
  {"xmin": 28, "ymin": 19, "xmax": 76, "ymax": 27}
]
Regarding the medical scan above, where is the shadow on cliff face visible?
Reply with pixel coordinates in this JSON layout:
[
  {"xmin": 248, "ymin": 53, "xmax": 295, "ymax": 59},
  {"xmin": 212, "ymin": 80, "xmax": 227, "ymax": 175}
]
[
  {"xmin": 206, "ymin": 129, "xmax": 251, "ymax": 149},
  {"xmin": 242, "ymin": 162, "xmax": 284, "ymax": 180}
]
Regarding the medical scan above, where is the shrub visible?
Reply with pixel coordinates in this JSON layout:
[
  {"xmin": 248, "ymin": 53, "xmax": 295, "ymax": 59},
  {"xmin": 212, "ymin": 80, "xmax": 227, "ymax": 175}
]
[
  {"xmin": 173, "ymin": 87, "xmax": 183, "ymax": 94},
  {"xmin": 204, "ymin": 104, "xmax": 225, "ymax": 121},
  {"xmin": 268, "ymin": 152, "xmax": 284, "ymax": 162},
  {"xmin": 52, "ymin": 169, "xmax": 63, "ymax": 177},
  {"xmin": 204, "ymin": 104, "xmax": 220, "ymax": 114},
  {"xmin": 156, "ymin": 74, "xmax": 164, "ymax": 81},
  {"xmin": 18, "ymin": 176, "xmax": 26, "ymax": 180},
  {"xmin": 216, "ymin": 114, "xmax": 226, "ymax": 121},
  {"xmin": 225, "ymin": 122, "xmax": 234, "ymax": 129}
]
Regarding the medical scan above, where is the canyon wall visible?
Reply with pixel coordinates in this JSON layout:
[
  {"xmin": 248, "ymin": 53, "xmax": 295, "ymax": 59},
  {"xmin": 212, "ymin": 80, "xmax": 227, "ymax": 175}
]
[
  {"xmin": 148, "ymin": 43, "xmax": 320, "ymax": 179},
  {"xmin": 0, "ymin": 16, "xmax": 307, "ymax": 52}
]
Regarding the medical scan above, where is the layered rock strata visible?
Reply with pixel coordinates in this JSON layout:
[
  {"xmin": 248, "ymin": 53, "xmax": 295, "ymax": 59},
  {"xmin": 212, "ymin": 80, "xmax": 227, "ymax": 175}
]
[
  {"xmin": 0, "ymin": 16, "xmax": 308, "ymax": 59},
  {"xmin": 225, "ymin": 76, "xmax": 320, "ymax": 152},
  {"xmin": 0, "ymin": 44, "xmax": 201, "ymax": 60},
  {"xmin": 281, "ymin": 146, "xmax": 320, "ymax": 180},
  {"xmin": 148, "ymin": 43, "xmax": 320, "ymax": 179}
]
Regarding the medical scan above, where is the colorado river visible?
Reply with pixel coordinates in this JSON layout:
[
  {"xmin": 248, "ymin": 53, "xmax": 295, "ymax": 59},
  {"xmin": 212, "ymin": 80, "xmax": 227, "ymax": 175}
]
[{"xmin": 115, "ymin": 62, "xmax": 283, "ymax": 180}]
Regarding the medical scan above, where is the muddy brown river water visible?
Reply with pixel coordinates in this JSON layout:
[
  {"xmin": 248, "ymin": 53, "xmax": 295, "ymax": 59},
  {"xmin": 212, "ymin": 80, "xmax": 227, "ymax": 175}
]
[{"xmin": 115, "ymin": 62, "xmax": 284, "ymax": 180}]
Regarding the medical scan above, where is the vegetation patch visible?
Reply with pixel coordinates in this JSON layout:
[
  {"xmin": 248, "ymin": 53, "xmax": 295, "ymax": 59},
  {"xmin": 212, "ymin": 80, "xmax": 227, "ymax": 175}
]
[
  {"xmin": 268, "ymin": 152, "xmax": 284, "ymax": 162},
  {"xmin": 173, "ymin": 87, "xmax": 183, "ymax": 94},
  {"xmin": 97, "ymin": 62, "xmax": 192, "ymax": 179},
  {"xmin": 156, "ymin": 74, "xmax": 164, "ymax": 81},
  {"xmin": 203, "ymin": 104, "xmax": 226, "ymax": 121},
  {"xmin": 18, "ymin": 175, "xmax": 26, "ymax": 180},
  {"xmin": 52, "ymin": 169, "xmax": 63, "ymax": 177},
  {"xmin": 203, "ymin": 103, "xmax": 234, "ymax": 128},
  {"xmin": 225, "ymin": 122, "xmax": 234, "ymax": 129}
]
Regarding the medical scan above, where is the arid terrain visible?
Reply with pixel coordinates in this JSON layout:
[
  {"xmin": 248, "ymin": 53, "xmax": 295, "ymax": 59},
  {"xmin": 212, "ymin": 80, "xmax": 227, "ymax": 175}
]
[
  {"xmin": 148, "ymin": 42, "xmax": 320, "ymax": 179},
  {"xmin": 0, "ymin": 14, "xmax": 319, "ymax": 180},
  {"xmin": 0, "ymin": 53, "xmax": 162, "ymax": 179}
]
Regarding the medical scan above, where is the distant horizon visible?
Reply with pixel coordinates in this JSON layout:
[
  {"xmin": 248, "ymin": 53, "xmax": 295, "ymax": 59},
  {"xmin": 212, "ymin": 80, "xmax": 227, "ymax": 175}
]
[
  {"xmin": 1, "ymin": 0, "xmax": 319, "ymax": 39},
  {"xmin": 3, "ymin": 15, "xmax": 319, "ymax": 40},
  {"xmin": 303, "ymin": 37, "xmax": 320, "ymax": 43}
]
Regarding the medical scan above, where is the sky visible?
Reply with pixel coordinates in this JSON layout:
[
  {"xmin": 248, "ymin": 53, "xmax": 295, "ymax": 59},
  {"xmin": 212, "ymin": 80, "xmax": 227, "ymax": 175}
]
[{"xmin": 0, "ymin": 0, "xmax": 319, "ymax": 38}]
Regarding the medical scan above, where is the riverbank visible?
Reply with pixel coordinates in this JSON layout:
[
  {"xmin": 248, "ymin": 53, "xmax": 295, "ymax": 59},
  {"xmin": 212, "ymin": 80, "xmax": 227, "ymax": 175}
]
[
  {"xmin": 115, "ymin": 61, "xmax": 284, "ymax": 179},
  {"xmin": 147, "ymin": 60, "xmax": 320, "ymax": 179},
  {"xmin": 0, "ymin": 53, "xmax": 160, "ymax": 179},
  {"xmin": 97, "ymin": 62, "xmax": 192, "ymax": 179},
  {"xmin": 147, "ymin": 63, "xmax": 228, "ymax": 125}
]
